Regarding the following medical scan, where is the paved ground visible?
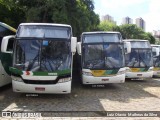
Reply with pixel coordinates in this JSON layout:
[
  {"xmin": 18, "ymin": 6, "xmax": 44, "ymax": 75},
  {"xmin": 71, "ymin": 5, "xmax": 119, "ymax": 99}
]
[{"xmin": 0, "ymin": 76, "xmax": 160, "ymax": 119}]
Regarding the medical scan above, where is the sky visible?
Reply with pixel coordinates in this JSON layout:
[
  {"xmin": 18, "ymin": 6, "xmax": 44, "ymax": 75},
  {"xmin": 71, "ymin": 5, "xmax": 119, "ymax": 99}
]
[{"xmin": 94, "ymin": 0, "xmax": 160, "ymax": 32}]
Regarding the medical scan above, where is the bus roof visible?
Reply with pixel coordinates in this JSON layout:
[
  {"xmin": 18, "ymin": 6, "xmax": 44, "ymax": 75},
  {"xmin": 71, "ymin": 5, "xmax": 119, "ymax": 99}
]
[
  {"xmin": 19, "ymin": 23, "xmax": 71, "ymax": 28},
  {"xmin": 123, "ymin": 39, "xmax": 149, "ymax": 42},
  {"xmin": 82, "ymin": 31, "xmax": 121, "ymax": 35},
  {"xmin": 0, "ymin": 22, "xmax": 16, "ymax": 32},
  {"xmin": 151, "ymin": 44, "xmax": 160, "ymax": 47}
]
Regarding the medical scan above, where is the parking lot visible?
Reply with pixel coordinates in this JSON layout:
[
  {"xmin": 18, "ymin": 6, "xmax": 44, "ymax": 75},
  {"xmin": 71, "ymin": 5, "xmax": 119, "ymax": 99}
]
[{"xmin": 0, "ymin": 73, "xmax": 160, "ymax": 118}]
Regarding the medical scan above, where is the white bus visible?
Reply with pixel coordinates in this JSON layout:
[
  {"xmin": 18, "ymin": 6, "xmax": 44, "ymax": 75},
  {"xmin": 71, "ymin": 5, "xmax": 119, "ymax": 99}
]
[
  {"xmin": 1, "ymin": 23, "xmax": 77, "ymax": 93},
  {"xmin": 124, "ymin": 39, "xmax": 154, "ymax": 79},
  {"xmin": 151, "ymin": 44, "xmax": 160, "ymax": 77},
  {"xmin": 0, "ymin": 22, "xmax": 16, "ymax": 87},
  {"xmin": 77, "ymin": 32, "xmax": 131, "ymax": 84}
]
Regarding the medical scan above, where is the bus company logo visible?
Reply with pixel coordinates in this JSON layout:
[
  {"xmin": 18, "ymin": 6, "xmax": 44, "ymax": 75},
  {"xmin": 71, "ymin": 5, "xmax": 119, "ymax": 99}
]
[
  {"xmin": 48, "ymin": 73, "xmax": 57, "ymax": 75},
  {"xmin": 2, "ymin": 112, "xmax": 11, "ymax": 118}
]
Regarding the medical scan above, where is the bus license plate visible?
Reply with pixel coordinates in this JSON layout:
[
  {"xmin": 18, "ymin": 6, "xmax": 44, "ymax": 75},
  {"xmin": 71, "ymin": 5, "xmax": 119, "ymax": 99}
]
[
  {"xmin": 102, "ymin": 79, "xmax": 109, "ymax": 81},
  {"xmin": 137, "ymin": 74, "xmax": 142, "ymax": 76},
  {"xmin": 35, "ymin": 87, "xmax": 45, "ymax": 91}
]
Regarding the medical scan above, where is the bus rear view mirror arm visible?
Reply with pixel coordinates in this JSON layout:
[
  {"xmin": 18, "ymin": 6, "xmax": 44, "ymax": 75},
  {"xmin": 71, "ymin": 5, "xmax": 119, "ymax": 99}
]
[
  {"xmin": 1, "ymin": 35, "xmax": 15, "ymax": 53},
  {"xmin": 155, "ymin": 48, "xmax": 159, "ymax": 56},
  {"xmin": 124, "ymin": 42, "xmax": 131, "ymax": 54}
]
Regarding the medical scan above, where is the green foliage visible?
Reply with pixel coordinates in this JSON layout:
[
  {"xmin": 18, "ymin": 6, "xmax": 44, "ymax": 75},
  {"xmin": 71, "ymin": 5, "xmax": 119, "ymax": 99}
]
[
  {"xmin": 0, "ymin": 0, "xmax": 100, "ymax": 39},
  {"xmin": 155, "ymin": 38, "xmax": 160, "ymax": 45},
  {"xmin": 119, "ymin": 24, "xmax": 145, "ymax": 39},
  {"xmin": 145, "ymin": 32, "xmax": 155, "ymax": 44},
  {"xmin": 0, "ymin": 0, "xmax": 24, "ymax": 28},
  {"xmin": 98, "ymin": 20, "xmax": 116, "ymax": 31},
  {"xmin": 119, "ymin": 24, "xmax": 155, "ymax": 43}
]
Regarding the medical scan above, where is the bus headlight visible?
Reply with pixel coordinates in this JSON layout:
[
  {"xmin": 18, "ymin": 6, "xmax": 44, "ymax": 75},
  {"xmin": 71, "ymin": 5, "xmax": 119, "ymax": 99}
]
[
  {"xmin": 125, "ymin": 68, "xmax": 131, "ymax": 72},
  {"xmin": 11, "ymin": 76, "xmax": 23, "ymax": 82},
  {"xmin": 82, "ymin": 71, "xmax": 93, "ymax": 76},
  {"xmin": 58, "ymin": 77, "xmax": 71, "ymax": 83},
  {"xmin": 117, "ymin": 70, "xmax": 126, "ymax": 75},
  {"xmin": 148, "ymin": 67, "xmax": 153, "ymax": 71}
]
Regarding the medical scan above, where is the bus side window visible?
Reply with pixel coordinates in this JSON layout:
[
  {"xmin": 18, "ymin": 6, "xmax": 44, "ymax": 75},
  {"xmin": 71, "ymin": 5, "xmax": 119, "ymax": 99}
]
[{"xmin": 7, "ymin": 38, "xmax": 15, "ymax": 52}]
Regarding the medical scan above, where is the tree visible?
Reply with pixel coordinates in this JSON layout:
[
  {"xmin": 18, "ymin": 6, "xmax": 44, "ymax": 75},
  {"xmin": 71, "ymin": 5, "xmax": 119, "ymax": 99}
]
[
  {"xmin": 98, "ymin": 20, "xmax": 117, "ymax": 31},
  {"xmin": 119, "ymin": 24, "xmax": 143, "ymax": 39},
  {"xmin": 119, "ymin": 24, "xmax": 155, "ymax": 43},
  {"xmin": 145, "ymin": 32, "xmax": 155, "ymax": 44},
  {"xmin": 0, "ymin": 0, "xmax": 24, "ymax": 27},
  {"xmin": 0, "ymin": 0, "xmax": 100, "ymax": 39},
  {"xmin": 7, "ymin": 0, "xmax": 99, "ymax": 39}
]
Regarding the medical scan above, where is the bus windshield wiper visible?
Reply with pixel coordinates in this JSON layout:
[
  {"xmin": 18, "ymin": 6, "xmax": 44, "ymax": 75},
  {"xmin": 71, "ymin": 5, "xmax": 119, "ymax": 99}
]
[
  {"xmin": 27, "ymin": 54, "xmax": 40, "ymax": 71},
  {"xmin": 106, "ymin": 57, "xmax": 117, "ymax": 68},
  {"xmin": 27, "ymin": 45, "xmax": 41, "ymax": 71},
  {"xmin": 139, "ymin": 55, "xmax": 148, "ymax": 67}
]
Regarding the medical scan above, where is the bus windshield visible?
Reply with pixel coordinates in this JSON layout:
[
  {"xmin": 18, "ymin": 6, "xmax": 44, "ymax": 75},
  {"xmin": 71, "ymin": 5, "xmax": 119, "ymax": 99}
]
[
  {"xmin": 13, "ymin": 39, "xmax": 71, "ymax": 72},
  {"xmin": 83, "ymin": 43, "xmax": 124, "ymax": 69},
  {"xmin": 125, "ymin": 49, "xmax": 153, "ymax": 67},
  {"xmin": 152, "ymin": 46, "xmax": 160, "ymax": 67}
]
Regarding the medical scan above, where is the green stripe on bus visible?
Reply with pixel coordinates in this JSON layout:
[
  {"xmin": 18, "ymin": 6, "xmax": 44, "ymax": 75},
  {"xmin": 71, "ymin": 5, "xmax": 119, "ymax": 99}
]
[
  {"xmin": 9, "ymin": 67, "xmax": 23, "ymax": 75},
  {"xmin": 140, "ymin": 68, "xmax": 149, "ymax": 72},
  {"xmin": 105, "ymin": 69, "xmax": 119, "ymax": 75},
  {"xmin": 33, "ymin": 69, "xmax": 71, "ymax": 76},
  {"xmin": 0, "ymin": 53, "xmax": 12, "ymax": 75}
]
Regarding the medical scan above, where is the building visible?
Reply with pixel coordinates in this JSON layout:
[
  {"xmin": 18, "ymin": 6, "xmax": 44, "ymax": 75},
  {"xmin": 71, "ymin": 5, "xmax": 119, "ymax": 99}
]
[
  {"xmin": 122, "ymin": 17, "xmax": 133, "ymax": 24},
  {"xmin": 101, "ymin": 14, "xmax": 116, "ymax": 24},
  {"xmin": 135, "ymin": 17, "xmax": 145, "ymax": 31}
]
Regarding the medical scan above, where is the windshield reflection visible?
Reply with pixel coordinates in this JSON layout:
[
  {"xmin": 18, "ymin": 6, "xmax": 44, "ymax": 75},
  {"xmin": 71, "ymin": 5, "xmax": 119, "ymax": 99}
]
[
  {"xmin": 153, "ymin": 56, "xmax": 160, "ymax": 67},
  {"xmin": 125, "ymin": 49, "xmax": 153, "ymax": 67},
  {"xmin": 153, "ymin": 53, "xmax": 160, "ymax": 67},
  {"xmin": 13, "ymin": 39, "xmax": 71, "ymax": 72},
  {"xmin": 83, "ymin": 44, "xmax": 124, "ymax": 69},
  {"xmin": 104, "ymin": 44, "xmax": 124, "ymax": 68}
]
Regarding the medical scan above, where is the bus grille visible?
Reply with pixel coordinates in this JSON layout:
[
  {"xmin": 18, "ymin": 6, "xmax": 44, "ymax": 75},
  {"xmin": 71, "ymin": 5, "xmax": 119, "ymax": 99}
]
[{"xmin": 23, "ymin": 80, "xmax": 58, "ymax": 85}]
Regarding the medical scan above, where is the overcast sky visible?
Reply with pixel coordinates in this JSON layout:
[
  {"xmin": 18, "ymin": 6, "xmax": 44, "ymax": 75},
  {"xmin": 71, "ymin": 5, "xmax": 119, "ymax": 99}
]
[{"xmin": 94, "ymin": 0, "xmax": 160, "ymax": 32}]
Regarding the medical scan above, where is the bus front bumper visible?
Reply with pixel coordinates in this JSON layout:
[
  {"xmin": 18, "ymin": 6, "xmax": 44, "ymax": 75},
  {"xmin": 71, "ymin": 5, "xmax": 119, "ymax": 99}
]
[
  {"xmin": 12, "ymin": 80, "xmax": 71, "ymax": 94},
  {"xmin": 125, "ymin": 71, "xmax": 153, "ymax": 79},
  {"xmin": 82, "ymin": 74, "xmax": 125, "ymax": 84}
]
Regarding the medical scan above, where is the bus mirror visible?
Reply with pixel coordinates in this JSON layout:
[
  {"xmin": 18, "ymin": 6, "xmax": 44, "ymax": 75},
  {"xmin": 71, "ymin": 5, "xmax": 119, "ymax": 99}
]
[
  {"xmin": 152, "ymin": 47, "xmax": 159, "ymax": 56},
  {"xmin": 156, "ymin": 48, "xmax": 159, "ymax": 56},
  {"xmin": 1, "ymin": 35, "xmax": 15, "ymax": 53},
  {"xmin": 71, "ymin": 37, "xmax": 77, "ymax": 54},
  {"xmin": 124, "ymin": 42, "xmax": 131, "ymax": 54},
  {"xmin": 77, "ymin": 42, "xmax": 81, "ymax": 55}
]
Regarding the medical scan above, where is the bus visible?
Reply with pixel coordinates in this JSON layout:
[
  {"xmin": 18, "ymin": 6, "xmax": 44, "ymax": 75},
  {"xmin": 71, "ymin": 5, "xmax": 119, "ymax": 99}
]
[
  {"xmin": 124, "ymin": 39, "xmax": 154, "ymax": 79},
  {"xmin": 151, "ymin": 44, "xmax": 160, "ymax": 77},
  {"xmin": 0, "ymin": 22, "xmax": 16, "ymax": 87},
  {"xmin": 77, "ymin": 32, "xmax": 131, "ymax": 85},
  {"xmin": 1, "ymin": 23, "xmax": 77, "ymax": 93}
]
